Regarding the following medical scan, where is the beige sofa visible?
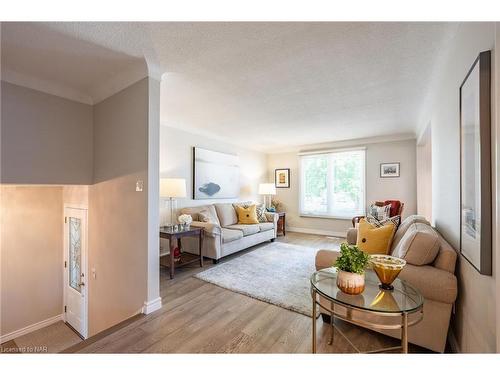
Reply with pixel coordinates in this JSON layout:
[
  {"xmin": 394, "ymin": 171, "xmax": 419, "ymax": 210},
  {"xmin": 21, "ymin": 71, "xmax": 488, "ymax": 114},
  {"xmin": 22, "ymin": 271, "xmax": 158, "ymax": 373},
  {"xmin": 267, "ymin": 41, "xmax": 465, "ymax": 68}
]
[
  {"xmin": 315, "ymin": 215, "xmax": 458, "ymax": 353},
  {"xmin": 180, "ymin": 203, "xmax": 279, "ymax": 262}
]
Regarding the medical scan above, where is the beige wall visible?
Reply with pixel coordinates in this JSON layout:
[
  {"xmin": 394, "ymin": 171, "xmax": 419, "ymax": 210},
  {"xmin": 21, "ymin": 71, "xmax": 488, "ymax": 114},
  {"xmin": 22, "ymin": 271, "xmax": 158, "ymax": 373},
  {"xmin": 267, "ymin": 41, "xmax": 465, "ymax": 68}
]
[
  {"xmin": 266, "ymin": 138, "xmax": 417, "ymax": 236},
  {"xmin": 0, "ymin": 186, "xmax": 63, "ymax": 336},
  {"xmin": 63, "ymin": 185, "xmax": 89, "ymax": 207},
  {"xmin": 159, "ymin": 126, "xmax": 268, "ymax": 225},
  {"xmin": 1, "ymin": 82, "xmax": 93, "ymax": 185},
  {"xmin": 89, "ymin": 78, "xmax": 151, "ymax": 335},
  {"xmin": 420, "ymin": 22, "xmax": 497, "ymax": 352},
  {"xmin": 417, "ymin": 125, "xmax": 432, "ymax": 222}
]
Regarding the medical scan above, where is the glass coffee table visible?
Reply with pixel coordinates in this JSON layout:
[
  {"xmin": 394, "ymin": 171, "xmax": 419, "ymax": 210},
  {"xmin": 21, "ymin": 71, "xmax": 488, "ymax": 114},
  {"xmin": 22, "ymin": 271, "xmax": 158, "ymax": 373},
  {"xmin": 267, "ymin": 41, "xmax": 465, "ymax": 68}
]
[{"xmin": 310, "ymin": 267, "xmax": 424, "ymax": 353}]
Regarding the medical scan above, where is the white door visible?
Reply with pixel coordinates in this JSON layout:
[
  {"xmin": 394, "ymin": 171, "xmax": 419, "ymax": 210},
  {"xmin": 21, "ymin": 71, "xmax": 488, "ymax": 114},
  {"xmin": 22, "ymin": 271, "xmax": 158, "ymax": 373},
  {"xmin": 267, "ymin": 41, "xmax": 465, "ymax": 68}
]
[{"xmin": 64, "ymin": 207, "xmax": 88, "ymax": 338}]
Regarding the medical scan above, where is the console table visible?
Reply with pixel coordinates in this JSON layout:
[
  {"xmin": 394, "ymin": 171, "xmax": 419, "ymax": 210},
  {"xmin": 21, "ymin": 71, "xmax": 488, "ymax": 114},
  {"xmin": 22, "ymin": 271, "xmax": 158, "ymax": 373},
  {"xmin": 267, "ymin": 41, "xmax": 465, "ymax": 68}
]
[{"xmin": 159, "ymin": 226, "xmax": 204, "ymax": 279}]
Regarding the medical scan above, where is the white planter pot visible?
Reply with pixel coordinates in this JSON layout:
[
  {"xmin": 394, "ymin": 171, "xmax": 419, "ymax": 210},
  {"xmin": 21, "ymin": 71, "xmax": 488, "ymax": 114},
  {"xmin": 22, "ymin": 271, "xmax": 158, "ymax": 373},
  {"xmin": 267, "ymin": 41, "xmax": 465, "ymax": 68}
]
[{"xmin": 337, "ymin": 270, "xmax": 365, "ymax": 295}]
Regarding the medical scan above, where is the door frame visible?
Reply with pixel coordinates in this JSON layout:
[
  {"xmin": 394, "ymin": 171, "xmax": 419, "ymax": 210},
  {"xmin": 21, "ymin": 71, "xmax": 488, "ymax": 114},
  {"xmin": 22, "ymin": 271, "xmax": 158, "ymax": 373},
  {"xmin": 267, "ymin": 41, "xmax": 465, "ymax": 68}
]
[{"xmin": 62, "ymin": 205, "xmax": 89, "ymax": 339}]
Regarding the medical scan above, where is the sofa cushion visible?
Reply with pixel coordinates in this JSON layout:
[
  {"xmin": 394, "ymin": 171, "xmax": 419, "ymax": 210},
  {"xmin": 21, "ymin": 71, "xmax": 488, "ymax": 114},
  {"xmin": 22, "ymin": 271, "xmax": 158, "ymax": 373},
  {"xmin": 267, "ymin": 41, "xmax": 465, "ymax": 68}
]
[
  {"xmin": 399, "ymin": 264, "xmax": 457, "ymax": 304},
  {"xmin": 225, "ymin": 224, "xmax": 260, "ymax": 236},
  {"xmin": 198, "ymin": 209, "xmax": 218, "ymax": 224},
  {"xmin": 366, "ymin": 214, "xmax": 401, "ymax": 228},
  {"xmin": 215, "ymin": 203, "xmax": 238, "ymax": 227},
  {"xmin": 368, "ymin": 203, "xmax": 391, "ymax": 221},
  {"xmin": 392, "ymin": 222, "xmax": 440, "ymax": 266},
  {"xmin": 432, "ymin": 234, "xmax": 458, "ymax": 273},
  {"xmin": 391, "ymin": 214, "xmax": 430, "ymax": 251},
  {"xmin": 255, "ymin": 203, "xmax": 268, "ymax": 222},
  {"xmin": 259, "ymin": 222, "xmax": 274, "ymax": 232},
  {"xmin": 221, "ymin": 228, "xmax": 244, "ymax": 243},
  {"xmin": 191, "ymin": 222, "xmax": 221, "ymax": 238},
  {"xmin": 235, "ymin": 204, "xmax": 260, "ymax": 224},
  {"xmin": 356, "ymin": 219, "xmax": 396, "ymax": 255},
  {"xmin": 181, "ymin": 205, "xmax": 220, "ymax": 226}
]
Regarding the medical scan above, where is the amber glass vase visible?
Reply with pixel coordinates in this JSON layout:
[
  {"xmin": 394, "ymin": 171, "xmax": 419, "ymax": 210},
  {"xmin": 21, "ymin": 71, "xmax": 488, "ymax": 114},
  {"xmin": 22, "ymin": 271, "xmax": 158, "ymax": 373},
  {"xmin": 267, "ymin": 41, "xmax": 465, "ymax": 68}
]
[{"xmin": 370, "ymin": 255, "xmax": 406, "ymax": 290}]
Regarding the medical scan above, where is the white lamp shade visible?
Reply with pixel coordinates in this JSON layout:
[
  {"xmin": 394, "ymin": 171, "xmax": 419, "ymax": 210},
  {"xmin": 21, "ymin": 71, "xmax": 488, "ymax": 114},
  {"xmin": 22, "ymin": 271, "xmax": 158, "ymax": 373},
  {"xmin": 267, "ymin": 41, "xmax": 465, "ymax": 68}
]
[
  {"xmin": 160, "ymin": 178, "xmax": 187, "ymax": 198},
  {"xmin": 258, "ymin": 183, "xmax": 276, "ymax": 195}
]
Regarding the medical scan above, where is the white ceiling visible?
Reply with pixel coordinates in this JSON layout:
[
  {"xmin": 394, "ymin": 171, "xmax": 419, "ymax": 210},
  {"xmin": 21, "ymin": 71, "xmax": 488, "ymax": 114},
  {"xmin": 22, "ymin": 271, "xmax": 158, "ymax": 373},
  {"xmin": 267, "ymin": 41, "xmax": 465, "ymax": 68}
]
[{"xmin": 1, "ymin": 22, "xmax": 458, "ymax": 151}]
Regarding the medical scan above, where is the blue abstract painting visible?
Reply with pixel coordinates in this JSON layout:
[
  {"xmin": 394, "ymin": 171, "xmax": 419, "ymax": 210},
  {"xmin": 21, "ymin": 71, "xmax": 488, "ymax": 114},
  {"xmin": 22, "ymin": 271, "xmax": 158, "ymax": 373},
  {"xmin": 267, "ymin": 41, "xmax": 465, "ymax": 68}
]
[{"xmin": 193, "ymin": 147, "xmax": 239, "ymax": 199}]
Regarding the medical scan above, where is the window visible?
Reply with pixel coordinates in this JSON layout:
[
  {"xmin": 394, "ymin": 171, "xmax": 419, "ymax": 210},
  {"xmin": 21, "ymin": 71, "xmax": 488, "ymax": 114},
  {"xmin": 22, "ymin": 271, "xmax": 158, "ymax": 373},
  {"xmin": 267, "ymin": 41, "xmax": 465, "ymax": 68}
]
[{"xmin": 300, "ymin": 149, "xmax": 365, "ymax": 218}]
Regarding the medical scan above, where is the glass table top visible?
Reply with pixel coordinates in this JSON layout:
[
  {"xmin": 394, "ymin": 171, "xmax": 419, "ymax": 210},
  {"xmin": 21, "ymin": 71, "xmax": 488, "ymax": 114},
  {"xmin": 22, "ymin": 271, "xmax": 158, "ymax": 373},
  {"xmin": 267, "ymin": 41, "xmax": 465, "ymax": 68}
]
[{"xmin": 311, "ymin": 268, "xmax": 423, "ymax": 314}]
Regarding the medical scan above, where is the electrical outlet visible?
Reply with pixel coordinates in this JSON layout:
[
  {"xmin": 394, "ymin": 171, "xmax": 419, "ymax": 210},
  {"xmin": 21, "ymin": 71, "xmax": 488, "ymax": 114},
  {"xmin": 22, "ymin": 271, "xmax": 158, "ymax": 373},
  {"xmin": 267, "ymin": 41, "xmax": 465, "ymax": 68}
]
[
  {"xmin": 136, "ymin": 180, "xmax": 144, "ymax": 192},
  {"xmin": 91, "ymin": 267, "xmax": 96, "ymax": 280}
]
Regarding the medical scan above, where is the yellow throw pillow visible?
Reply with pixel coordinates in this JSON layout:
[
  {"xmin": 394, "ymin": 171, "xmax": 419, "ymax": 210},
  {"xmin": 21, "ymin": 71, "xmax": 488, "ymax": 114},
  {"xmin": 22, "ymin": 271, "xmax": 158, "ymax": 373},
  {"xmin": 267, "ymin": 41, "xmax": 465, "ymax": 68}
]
[
  {"xmin": 356, "ymin": 219, "xmax": 396, "ymax": 255},
  {"xmin": 235, "ymin": 204, "xmax": 259, "ymax": 224}
]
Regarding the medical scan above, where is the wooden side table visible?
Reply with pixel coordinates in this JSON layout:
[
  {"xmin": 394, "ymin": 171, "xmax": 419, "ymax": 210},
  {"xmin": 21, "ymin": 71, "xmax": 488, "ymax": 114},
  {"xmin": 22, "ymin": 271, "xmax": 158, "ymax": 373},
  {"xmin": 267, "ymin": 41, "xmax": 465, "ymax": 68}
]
[
  {"xmin": 276, "ymin": 212, "xmax": 286, "ymax": 236},
  {"xmin": 159, "ymin": 226, "xmax": 204, "ymax": 279}
]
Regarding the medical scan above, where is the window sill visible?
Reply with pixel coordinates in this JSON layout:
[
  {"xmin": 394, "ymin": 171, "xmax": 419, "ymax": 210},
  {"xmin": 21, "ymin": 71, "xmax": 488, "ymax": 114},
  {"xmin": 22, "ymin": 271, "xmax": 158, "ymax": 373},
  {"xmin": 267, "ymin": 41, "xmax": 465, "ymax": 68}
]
[{"xmin": 299, "ymin": 214, "xmax": 359, "ymax": 220}]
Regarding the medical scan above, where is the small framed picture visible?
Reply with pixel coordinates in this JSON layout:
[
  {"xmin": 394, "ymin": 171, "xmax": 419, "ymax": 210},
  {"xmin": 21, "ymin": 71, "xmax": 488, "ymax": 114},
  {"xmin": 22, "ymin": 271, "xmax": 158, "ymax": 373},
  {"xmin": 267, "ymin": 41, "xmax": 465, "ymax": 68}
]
[
  {"xmin": 380, "ymin": 162, "xmax": 400, "ymax": 178},
  {"xmin": 275, "ymin": 168, "xmax": 290, "ymax": 188}
]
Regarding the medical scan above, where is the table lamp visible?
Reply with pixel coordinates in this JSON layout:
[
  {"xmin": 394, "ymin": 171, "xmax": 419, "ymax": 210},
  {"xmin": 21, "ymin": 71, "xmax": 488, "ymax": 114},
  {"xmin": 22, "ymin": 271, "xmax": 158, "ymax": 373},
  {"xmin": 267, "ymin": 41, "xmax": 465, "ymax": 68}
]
[
  {"xmin": 160, "ymin": 178, "xmax": 187, "ymax": 229},
  {"xmin": 259, "ymin": 183, "xmax": 276, "ymax": 209}
]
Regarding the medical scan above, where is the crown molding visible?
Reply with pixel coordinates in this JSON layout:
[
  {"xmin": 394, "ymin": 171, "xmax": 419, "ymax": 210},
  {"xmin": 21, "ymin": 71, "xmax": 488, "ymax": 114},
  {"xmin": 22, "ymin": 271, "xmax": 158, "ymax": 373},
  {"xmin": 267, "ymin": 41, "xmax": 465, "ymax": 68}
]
[
  {"xmin": 2, "ymin": 68, "xmax": 93, "ymax": 105},
  {"xmin": 90, "ymin": 63, "xmax": 149, "ymax": 105},
  {"xmin": 2, "ymin": 62, "xmax": 151, "ymax": 106},
  {"xmin": 265, "ymin": 132, "xmax": 417, "ymax": 154}
]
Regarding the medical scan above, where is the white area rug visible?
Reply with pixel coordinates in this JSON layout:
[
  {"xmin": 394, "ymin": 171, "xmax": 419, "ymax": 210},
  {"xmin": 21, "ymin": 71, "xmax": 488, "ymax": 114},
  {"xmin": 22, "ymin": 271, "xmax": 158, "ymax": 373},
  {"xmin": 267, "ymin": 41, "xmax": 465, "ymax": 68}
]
[{"xmin": 195, "ymin": 242, "xmax": 338, "ymax": 317}]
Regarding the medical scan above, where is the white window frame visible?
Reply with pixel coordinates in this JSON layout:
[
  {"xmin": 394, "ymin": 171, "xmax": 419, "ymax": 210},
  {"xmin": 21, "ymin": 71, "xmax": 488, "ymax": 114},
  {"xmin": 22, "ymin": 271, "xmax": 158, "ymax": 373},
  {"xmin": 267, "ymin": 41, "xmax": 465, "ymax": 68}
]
[{"xmin": 299, "ymin": 147, "xmax": 366, "ymax": 220}]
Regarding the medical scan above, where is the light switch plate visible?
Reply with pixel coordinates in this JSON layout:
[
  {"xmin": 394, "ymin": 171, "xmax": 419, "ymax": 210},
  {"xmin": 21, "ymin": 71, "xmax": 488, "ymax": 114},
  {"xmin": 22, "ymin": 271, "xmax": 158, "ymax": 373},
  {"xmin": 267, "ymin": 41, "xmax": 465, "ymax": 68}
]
[{"xmin": 136, "ymin": 180, "xmax": 144, "ymax": 192}]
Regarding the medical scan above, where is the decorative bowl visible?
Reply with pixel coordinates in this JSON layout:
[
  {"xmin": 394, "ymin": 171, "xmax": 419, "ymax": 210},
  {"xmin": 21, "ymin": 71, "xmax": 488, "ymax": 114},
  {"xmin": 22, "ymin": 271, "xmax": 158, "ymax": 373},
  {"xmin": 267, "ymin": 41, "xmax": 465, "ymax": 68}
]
[{"xmin": 370, "ymin": 255, "xmax": 406, "ymax": 290}]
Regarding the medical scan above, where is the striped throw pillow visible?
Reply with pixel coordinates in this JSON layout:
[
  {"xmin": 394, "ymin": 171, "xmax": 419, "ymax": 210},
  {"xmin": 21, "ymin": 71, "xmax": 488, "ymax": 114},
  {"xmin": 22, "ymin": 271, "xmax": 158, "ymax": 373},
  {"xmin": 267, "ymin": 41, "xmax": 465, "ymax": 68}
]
[
  {"xmin": 255, "ymin": 203, "xmax": 268, "ymax": 223},
  {"xmin": 366, "ymin": 214, "xmax": 401, "ymax": 228},
  {"xmin": 368, "ymin": 203, "xmax": 392, "ymax": 221}
]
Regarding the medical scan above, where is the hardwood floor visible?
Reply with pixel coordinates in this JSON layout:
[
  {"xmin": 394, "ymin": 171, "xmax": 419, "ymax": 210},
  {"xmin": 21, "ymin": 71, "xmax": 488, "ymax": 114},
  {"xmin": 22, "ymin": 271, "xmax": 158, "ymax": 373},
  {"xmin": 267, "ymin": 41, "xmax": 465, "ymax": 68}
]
[{"xmin": 64, "ymin": 232, "xmax": 427, "ymax": 354}]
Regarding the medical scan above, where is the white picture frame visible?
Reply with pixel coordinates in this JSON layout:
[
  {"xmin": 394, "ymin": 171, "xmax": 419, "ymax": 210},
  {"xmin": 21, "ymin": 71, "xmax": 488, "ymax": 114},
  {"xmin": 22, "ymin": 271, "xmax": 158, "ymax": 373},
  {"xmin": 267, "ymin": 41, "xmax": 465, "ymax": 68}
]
[{"xmin": 380, "ymin": 162, "xmax": 400, "ymax": 178}]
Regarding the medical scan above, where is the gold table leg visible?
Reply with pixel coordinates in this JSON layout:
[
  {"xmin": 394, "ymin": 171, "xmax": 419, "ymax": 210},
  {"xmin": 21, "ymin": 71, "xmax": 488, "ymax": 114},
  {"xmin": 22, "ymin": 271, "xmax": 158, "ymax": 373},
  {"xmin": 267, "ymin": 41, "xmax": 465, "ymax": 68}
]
[
  {"xmin": 401, "ymin": 312, "xmax": 408, "ymax": 353},
  {"xmin": 312, "ymin": 290, "xmax": 317, "ymax": 353}
]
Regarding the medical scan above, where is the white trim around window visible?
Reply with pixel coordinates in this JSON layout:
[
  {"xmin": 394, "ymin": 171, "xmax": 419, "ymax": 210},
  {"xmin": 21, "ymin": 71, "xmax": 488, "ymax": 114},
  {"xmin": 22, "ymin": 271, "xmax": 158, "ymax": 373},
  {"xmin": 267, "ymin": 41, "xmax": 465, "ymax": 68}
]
[{"xmin": 299, "ymin": 148, "xmax": 366, "ymax": 219}]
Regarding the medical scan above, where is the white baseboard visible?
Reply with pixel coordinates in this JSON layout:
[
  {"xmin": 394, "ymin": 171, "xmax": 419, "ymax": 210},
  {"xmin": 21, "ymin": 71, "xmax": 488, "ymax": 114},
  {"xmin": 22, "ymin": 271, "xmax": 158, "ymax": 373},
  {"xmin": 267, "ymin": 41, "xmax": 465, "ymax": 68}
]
[
  {"xmin": 0, "ymin": 314, "xmax": 63, "ymax": 344},
  {"xmin": 287, "ymin": 226, "xmax": 347, "ymax": 238},
  {"xmin": 142, "ymin": 297, "xmax": 162, "ymax": 314}
]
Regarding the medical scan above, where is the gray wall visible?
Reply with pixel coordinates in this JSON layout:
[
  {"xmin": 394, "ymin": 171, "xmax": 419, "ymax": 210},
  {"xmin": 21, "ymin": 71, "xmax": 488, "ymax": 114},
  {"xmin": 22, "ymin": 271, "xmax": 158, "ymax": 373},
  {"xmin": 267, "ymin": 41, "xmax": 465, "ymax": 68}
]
[
  {"xmin": 420, "ymin": 22, "xmax": 497, "ymax": 353},
  {"xmin": 266, "ymin": 138, "xmax": 417, "ymax": 236},
  {"xmin": 1, "ymin": 82, "xmax": 93, "ymax": 184}
]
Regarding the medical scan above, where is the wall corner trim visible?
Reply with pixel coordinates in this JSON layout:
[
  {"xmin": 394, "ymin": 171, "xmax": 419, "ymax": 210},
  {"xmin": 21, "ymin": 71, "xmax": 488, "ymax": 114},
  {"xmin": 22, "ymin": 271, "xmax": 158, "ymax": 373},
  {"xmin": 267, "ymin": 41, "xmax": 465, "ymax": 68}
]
[
  {"xmin": 0, "ymin": 314, "xmax": 63, "ymax": 344},
  {"xmin": 142, "ymin": 297, "xmax": 162, "ymax": 315}
]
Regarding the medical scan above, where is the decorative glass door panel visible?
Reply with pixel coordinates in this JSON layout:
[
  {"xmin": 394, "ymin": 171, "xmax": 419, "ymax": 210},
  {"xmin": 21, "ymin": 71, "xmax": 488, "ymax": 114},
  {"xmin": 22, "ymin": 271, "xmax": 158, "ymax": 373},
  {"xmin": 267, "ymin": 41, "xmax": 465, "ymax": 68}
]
[{"xmin": 69, "ymin": 217, "xmax": 82, "ymax": 293}]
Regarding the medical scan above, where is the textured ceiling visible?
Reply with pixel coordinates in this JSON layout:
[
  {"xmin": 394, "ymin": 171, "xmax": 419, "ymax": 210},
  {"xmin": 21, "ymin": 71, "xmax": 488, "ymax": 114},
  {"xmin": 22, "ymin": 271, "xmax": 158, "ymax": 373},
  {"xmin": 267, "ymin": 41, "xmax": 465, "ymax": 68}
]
[{"xmin": 1, "ymin": 22, "xmax": 458, "ymax": 150}]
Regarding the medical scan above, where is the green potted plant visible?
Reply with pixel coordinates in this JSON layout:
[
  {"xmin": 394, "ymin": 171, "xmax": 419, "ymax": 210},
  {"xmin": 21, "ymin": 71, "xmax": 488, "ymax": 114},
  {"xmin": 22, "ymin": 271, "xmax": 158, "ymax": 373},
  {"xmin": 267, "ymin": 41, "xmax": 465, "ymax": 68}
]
[{"xmin": 334, "ymin": 243, "xmax": 370, "ymax": 295}]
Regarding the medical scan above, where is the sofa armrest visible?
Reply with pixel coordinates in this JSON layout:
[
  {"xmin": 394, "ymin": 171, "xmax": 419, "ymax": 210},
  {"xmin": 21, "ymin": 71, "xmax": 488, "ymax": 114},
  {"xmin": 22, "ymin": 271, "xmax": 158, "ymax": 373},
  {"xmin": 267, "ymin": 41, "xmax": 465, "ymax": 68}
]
[
  {"xmin": 346, "ymin": 228, "xmax": 358, "ymax": 245},
  {"xmin": 315, "ymin": 249, "xmax": 340, "ymax": 270},
  {"xmin": 399, "ymin": 264, "xmax": 457, "ymax": 304},
  {"xmin": 265, "ymin": 212, "xmax": 279, "ymax": 225},
  {"xmin": 191, "ymin": 221, "xmax": 221, "ymax": 238}
]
